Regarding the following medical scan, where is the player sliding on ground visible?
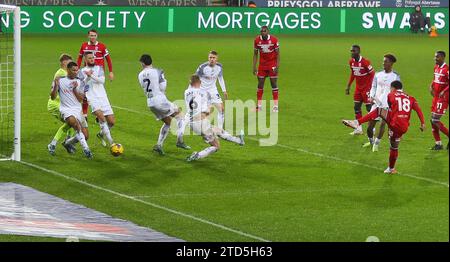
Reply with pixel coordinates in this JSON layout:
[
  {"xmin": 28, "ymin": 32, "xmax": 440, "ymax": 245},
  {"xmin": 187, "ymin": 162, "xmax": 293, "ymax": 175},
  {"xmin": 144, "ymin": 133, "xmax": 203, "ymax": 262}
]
[
  {"xmin": 364, "ymin": 54, "xmax": 400, "ymax": 152},
  {"xmin": 185, "ymin": 75, "xmax": 244, "ymax": 162},
  {"xmin": 47, "ymin": 54, "xmax": 77, "ymax": 155},
  {"xmin": 79, "ymin": 52, "xmax": 116, "ymax": 148},
  {"xmin": 138, "ymin": 54, "xmax": 190, "ymax": 155},
  {"xmin": 50, "ymin": 62, "xmax": 93, "ymax": 159},
  {"xmin": 195, "ymin": 50, "xmax": 228, "ymax": 130},
  {"xmin": 345, "ymin": 45, "xmax": 375, "ymax": 136},
  {"xmin": 343, "ymin": 80, "xmax": 425, "ymax": 174}
]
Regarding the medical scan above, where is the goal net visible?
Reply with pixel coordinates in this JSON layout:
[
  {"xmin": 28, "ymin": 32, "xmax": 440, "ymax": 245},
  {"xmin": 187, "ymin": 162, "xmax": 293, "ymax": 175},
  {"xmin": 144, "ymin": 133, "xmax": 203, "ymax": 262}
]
[{"xmin": 0, "ymin": 5, "xmax": 20, "ymax": 161}]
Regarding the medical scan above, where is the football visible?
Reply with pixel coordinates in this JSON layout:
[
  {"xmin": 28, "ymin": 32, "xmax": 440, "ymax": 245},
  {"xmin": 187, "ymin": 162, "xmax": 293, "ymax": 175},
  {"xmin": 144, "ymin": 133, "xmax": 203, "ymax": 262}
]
[{"xmin": 110, "ymin": 143, "xmax": 124, "ymax": 157}]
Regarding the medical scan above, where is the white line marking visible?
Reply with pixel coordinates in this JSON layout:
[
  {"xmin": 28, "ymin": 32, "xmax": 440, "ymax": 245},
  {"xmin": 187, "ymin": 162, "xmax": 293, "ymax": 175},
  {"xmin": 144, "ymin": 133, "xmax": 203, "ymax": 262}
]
[
  {"xmin": 18, "ymin": 161, "xmax": 270, "ymax": 242},
  {"xmin": 112, "ymin": 105, "xmax": 449, "ymax": 189},
  {"xmin": 131, "ymin": 185, "xmax": 443, "ymax": 199},
  {"xmin": 112, "ymin": 105, "xmax": 147, "ymax": 115},
  {"xmin": 259, "ymin": 140, "xmax": 449, "ymax": 188}
]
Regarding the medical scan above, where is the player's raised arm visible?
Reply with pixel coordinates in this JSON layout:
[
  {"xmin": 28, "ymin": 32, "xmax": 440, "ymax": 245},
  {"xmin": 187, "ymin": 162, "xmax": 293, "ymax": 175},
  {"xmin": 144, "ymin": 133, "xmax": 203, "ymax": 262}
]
[
  {"xmin": 218, "ymin": 67, "xmax": 227, "ymax": 99},
  {"xmin": 50, "ymin": 79, "xmax": 60, "ymax": 100},
  {"xmin": 89, "ymin": 67, "xmax": 106, "ymax": 85},
  {"xmin": 158, "ymin": 69, "xmax": 167, "ymax": 93},
  {"xmin": 77, "ymin": 44, "xmax": 84, "ymax": 67},
  {"xmin": 369, "ymin": 74, "xmax": 378, "ymax": 101},
  {"xmin": 104, "ymin": 47, "xmax": 114, "ymax": 81},
  {"xmin": 72, "ymin": 81, "xmax": 84, "ymax": 102},
  {"xmin": 412, "ymin": 99, "xmax": 426, "ymax": 131}
]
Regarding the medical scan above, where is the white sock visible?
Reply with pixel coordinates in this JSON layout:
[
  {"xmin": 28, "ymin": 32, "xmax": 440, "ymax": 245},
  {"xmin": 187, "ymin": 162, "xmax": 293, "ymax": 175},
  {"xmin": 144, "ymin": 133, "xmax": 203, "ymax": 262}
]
[
  {"xmin": 368, "ymin": 137, "xmax": 374, "ymax": 144},
  {"xmin": 436, "ymin": 141, "xmax": 442, "ymax": 145},
  {"xmin": 65, "ymin": 135, "xmax": 78, "ymax": 145},
  {"xmin": 176, "ymin": 115, "xmax": 186, "ymax": 144},
  {"xmin": 157, "ymin": 124, "xmax": 170, "ymax": 146},
  {"xmin": 100, "ymin": 122, "xmax": 114, "ymax": 144},
  {"xmin": 76, "ymin": 131, "xmax": 89, "ymax": 151},
  {"xmin": 356, "ymin": 125, "xmax": 362, "ymax": 132},
  {"xmin": 218, "ymin": 130, "xmax": 241, "ymax": 144},
  {"xmin": 197, "ymin": 146, "xmax": 218, "ymax": 159},
  {"xmin": 218, "ymin": 111, "xmax": 225, "ymax": 130},
  {"xmin": 50, "ymin": 139, "xmax": 57, "ymax": 146},
  {"xmin": 374, "ymin": 138, "xmax": 381, "ymax": 145}
]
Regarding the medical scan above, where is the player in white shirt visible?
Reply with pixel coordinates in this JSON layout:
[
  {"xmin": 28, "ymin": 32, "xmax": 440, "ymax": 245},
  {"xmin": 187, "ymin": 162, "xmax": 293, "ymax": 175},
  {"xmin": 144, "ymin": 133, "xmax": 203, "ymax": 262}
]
[
  {"xmin": 185, "ymin": 75, "xmax": 244, "ymax": 162},
  {"xmin": 364, "ymin": 54, "xmax": 400, "ymax": 152},
  {"xmin": 195, "ymin": 51, "xmax": 228, "ymax": 130},
  {"xmin": 50, "ymin": 62, "xmax": 93, "ymax": 159},
  {"xmin": 138, "ymin": 54, "xmax": 190, "ymax": 155},
  {"xmin": 79, "ymin": 52, "xmax": 116, "ymax": 148}
]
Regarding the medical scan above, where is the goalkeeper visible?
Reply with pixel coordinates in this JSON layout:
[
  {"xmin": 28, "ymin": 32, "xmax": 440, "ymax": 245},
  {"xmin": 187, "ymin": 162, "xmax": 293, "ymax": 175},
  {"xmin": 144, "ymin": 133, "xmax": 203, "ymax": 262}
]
[{"xmin": 47, "ymin": 54, "xmax": 77, "ymax": 155}]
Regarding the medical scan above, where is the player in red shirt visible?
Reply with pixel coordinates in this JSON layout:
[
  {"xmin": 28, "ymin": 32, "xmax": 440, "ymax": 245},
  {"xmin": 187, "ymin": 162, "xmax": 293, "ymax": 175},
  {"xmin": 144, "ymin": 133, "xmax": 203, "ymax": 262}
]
[
  {"xmin": 253, "ymin": 26, "xmax": 280, "ymax": 112},
  {"xmin": 429, "ymin": 51, "xmax": 449, "ymax": 150},
  {"xmin": 345, "ymin": 45, "xmax": 375, "ymax": 136},
  {"xmin": 343, "ymin": 81, "xmax": 425, "ymax": 174},
  {"xmin": 77, "ymin": 29, "xmax": 114, "ymax": 117}
]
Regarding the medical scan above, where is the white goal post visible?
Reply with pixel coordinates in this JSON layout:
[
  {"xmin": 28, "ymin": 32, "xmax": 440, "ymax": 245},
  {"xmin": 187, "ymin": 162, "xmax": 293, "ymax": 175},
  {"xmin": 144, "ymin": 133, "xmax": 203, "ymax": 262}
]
[{"xmin": 0, "ymin": 4, "xmax": 20, "ymax": 161}]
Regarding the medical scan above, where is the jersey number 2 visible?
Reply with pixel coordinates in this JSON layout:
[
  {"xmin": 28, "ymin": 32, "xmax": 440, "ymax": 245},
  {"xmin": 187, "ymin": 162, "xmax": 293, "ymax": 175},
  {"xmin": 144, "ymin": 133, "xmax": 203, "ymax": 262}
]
[{"xmin": 143, "ymin": 79, "xmax": 152, "ymax": 93}]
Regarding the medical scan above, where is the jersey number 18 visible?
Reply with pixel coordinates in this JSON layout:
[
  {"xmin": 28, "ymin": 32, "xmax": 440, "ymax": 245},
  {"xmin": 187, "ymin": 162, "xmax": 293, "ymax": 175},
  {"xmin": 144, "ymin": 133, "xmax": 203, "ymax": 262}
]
[{"xmin": 395, "ymin": 97, "xmax": 411, "ymax": 112}]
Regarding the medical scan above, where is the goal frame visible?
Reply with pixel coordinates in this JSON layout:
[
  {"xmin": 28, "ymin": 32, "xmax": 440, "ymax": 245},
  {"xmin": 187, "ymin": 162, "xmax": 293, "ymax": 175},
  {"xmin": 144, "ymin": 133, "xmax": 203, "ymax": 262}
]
[{"xmin": 0, "ymin": 4, "xmax": 21, "ymax": 161}]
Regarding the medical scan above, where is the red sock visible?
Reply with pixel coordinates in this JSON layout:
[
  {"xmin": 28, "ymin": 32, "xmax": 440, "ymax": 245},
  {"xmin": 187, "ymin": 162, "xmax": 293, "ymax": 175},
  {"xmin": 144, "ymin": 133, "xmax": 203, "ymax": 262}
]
[
  {"xmin": 432, "ymin": 124, "xmax": 441, "ymax": 142},
  {"xmin": 82, "ymin": 98, "xmax": 89, "ymax": 116},
  {"xmin": 438, "ymin": 121, "xmax": 449, "ymax": 137},
  {"xmin": 389, "ymin": 149, "xmax": 398, "ymax": 169},
  {"xmin": 257, "ymin": 88, "xmax": 263, "ymax": 107},
  {"xmin": 357, "ymin": 109, "xmax": 379, "ymax": 125},
  {"xmin": 355, "ymin": 112, "xmax": 362, "ymax": 120},
  {"xmin": 272, "ymin": 88, "xmax": 279, "ymax": 105}
]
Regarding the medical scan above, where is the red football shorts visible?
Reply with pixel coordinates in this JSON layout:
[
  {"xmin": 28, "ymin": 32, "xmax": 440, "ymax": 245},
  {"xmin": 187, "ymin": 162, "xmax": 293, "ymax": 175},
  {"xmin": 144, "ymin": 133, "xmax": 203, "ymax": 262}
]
[
  {"xmin": 257, "ymin": 67, "xmax": 278, "ymax": 78},
  {"xmin": 353, "ymin": 89, "xmax": 371, "ymax": 104},
  {"xmin": 431, "ymin": 95, "xmax": 449, "ymax": 115},
  {"xmin": 387, "ymin": 116, "xmax": 408, "ymax": 141}
]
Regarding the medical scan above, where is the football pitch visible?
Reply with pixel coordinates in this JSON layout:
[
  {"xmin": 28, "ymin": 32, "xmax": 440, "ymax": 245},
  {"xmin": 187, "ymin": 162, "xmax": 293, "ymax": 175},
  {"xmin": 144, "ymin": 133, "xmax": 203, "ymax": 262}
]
[{"xmin": 0, "ymin": 34, "xmax": 448, "ymax": 242}]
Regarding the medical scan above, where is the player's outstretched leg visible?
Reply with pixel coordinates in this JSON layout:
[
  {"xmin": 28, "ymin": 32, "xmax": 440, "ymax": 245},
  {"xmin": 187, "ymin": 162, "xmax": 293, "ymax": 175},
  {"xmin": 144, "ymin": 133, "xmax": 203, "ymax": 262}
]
[
  {"xmin": 154, "ymin": 117, "xmax": 171, "ymax": 156},
  {"xmin": 64, "ymin": 116, "xmax": 92, "ymax": 159},
  {"xmin": 217, "ymin": 129, "xmax": 245, "ymax": 146},
  {"xmin": 343, "ymin": 108, "xmax": 386, "ymax": 148},
  {"xmin": 187, "ymin": 138, "xmax": 220, "ymax": 162},
  {"xmin": 77, "ymin": 131, "xmax": 93, "ymax": 159},
  {"xmin": 95, "ymin": 111, "xmax": 115, "ymax": 147},
  {"xmin": 373, "ymin": 121, "xmax": 386, "ymax": 152},
  {"xmin": 430, "ymin": 114, "xmax": 448, "ymax": 150},
  {"xmin": 349, "ymin": 102, "xmax": 364, "ymax": 136},
  {"xmin": 213, "ymin": 103, "xmax": 226, "ymax": 130},
  {"xmin": 363, "ymin": 121, "xmax": 376, "ymax": 148},
  {"xmin": 48, "ymin": 123, "xmax": 72, "ymax": 155},
  {"xmin": 62, "ymin": 135, "xmax": 77, "ymax": 154},
  {"xmin": 384, "ymin": 136, "xmax": 399, "ymax": 175},
  {"xmin": 174, "ymin": 111, "xmax": 190, "ymax": 150}
]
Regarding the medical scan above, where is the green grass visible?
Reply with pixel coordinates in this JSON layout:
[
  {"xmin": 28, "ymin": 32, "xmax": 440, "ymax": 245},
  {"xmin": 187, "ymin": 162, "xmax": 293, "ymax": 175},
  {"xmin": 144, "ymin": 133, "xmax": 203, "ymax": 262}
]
[{"xmin": 0, "ymin": 34, "xmax": 448, "ymax": 242}]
